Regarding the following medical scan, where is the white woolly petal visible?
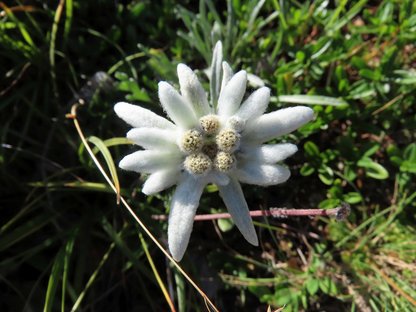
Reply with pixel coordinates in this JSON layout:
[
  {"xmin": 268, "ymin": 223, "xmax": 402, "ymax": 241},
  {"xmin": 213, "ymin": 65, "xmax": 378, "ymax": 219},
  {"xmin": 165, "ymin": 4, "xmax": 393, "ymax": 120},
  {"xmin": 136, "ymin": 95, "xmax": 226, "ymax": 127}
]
[
  {"xmin": 236, "ymin": 163, "xmax": 291, "ymax": 186},
  {"xmin": 142, "ymin": 169, "xmax": 179, "ymax": 195},
  {"xmin": 244, "ymin": 106, "xmax": 314, "ymax": 143},
  {"xmin": 177, "ymin": 64, "xmax": 211, "ymax": 117},
  {"xmin": 234, "ymin": 87, "xmax": 270, "ymax": 122},
  {"xmin": 114, "ymin": 102, "xmax": 175, "ymax": 130},
  {"xmin": 119, "ymin": 150, "xmax": 182, "ymax": 173},
  {"xmin": 247, "ymin": 73, "xmax": 265, "ymax": 88},
  {"xmin": 239, "ymin": 143, "xmax": 298, "ymax": 164},
  {"xmin": 127, "ymin": 128, "xmax": 179, "ymax": 150},
  {"xmin": 158, "ymin": 82, "xmax": 198, "ymax": 129},
  {"xmin": 220, "ymin": 61, "xmax": 233, "ymax": 94},
  {"xmin": 217, "ymin": 70, "xmax": 247, "ymax": 117},
  {"xmin": 218, "ymin": 177, "xmax": 258, "ymax": 246},
  {"xmin": 168, "ymin": 174, "xmax": 206, "ymax": 261}
]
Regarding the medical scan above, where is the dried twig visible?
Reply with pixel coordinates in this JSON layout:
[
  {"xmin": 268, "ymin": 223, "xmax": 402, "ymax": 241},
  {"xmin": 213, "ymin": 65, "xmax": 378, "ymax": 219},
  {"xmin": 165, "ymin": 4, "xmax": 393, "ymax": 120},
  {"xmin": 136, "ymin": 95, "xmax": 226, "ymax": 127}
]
[{"xmin": 152, "ymin": 203, "xmax": 351, "ymax": 222}]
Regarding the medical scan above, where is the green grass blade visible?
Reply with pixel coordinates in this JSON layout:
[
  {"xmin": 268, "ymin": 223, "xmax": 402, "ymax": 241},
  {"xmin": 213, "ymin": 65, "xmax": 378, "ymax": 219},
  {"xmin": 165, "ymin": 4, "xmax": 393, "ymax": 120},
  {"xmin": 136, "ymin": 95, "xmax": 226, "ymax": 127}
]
[
  {"xmin": 63, "ymin": 0, "xmax": 73, "ymax": 47},
  {"xmin": 99, "ymin": 218, "xmax": 155, "ymax": 283},
  {"xmin": 43, "ymin": 247, "xmax": 65, "ymax": 312},
  {"xmin": 85, "ymin": 28, "xmax": 138, "ymax": 80},
  {"xmin": 70, "ymin": 243, "xmax": 115, "ymax": 312},
  {"xmin": 0, "ymin": 192, "xmax": 46, "ymax": 234},
  {"xmin": 1, "ymin": 4, "xmax": 36, "ymax": 49},
  {"xmin": 174, "ymin": 269, "xmax": 186, "ymax": 312},
  {"xmin": 49, "ymin": 0, "xmax": 65, "ymax": 98},
  {"xmin": 43, "ymin": 232, "xmax": 76, "ymax": 312},
  {"xmin": 87, "ymin": 136, "xmax": 120, "ymax": 202},
  {"xmin": 139, "ymin": 233, "xmax": 176, "ymax": 312},
  {"xmin": 62, "ymin": 230, "xmax": 77, "ymax": 312},
  {"xmin": 91, "ymin": 137, "xmax": 133, "ymax": 151},
  {"xmin": 0, "ymin": 213, "xmax": 53, "ymax": 252},
  {"xmin": 29, "ymin": 181, "xmax": 124, "ymax": 195},
  {"xmin": 107, "ymin": 53, "xmax": 145, "ymax": 75},
  {"xmin": 277, "ymin": 95, "xmax": 348, "ymax": 106},
  {"xmin": 326, "ymin": 0, "xmax": 368, "ymax": 32}
]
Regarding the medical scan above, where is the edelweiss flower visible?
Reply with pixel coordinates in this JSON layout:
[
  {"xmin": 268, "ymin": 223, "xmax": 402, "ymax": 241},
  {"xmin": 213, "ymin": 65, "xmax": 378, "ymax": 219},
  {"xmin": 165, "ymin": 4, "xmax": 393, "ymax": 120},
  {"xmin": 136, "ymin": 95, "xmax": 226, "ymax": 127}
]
[{"xmin": 115, "ymin": 42, "xmax": 314, "ymax": 261}]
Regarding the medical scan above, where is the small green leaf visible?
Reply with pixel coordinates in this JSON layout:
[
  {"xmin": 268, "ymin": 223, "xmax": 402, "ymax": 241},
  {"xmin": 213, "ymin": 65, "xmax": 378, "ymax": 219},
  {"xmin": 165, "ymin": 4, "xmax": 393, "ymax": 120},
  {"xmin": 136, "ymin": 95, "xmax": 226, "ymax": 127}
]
[
  {"xmin": 318, "ymin": 173, "xmax": 333, "ymax": 185},
  {"xmin": 404, "ymin": 143, "xmax": 416, "ymax": 162},
  {"xmin": 319, "ymin": 198, "xmax": 341, "ymax": 209},
  {"xmin": 206, "ymin": 184, "xmax": 218, "ymax": 193},
  {"xmin": 363, "ymin": 144, "xmax": 380, "ymax": 157},
  {"xmin": 358, "ymin": 157, "xmax": 389, "ymax": 180},
  {"xmin": 318, "ymin": 166, "xmax": 334, "ymax": 185},
  {"xmin": 390, "ymin": 155, "xmax": 403, "ymax": 167},
  {"xmin": 400, "ymin": 161, "xmax": 416, "ymax": 174},
  {"xmin": 319, "ymin": 277, "xmax": 338, "ymax": 295},
  {"xmin": 300, "ymin": 163, "xmax": 315, "ymax": 176},
  {"xmin": 344, "ymin": 166, "xmax": 357, "ymax": 182},
  {"xmin": 274, "ymin": 288, "xmax": 293, "ymax": 306},
  {"xmin": 248, "ymin": 286, "xmax": 272, "ymax": 302},
  {"xmin": 349, "ymin": 82, "xmax": 376, "ymax": 99},
  {"xmin": 305, "ymin": 279, "xmax": 319, "ymax": 295},
  {"xmin": 344, "ymin": 192, "xmax": 362, "ymax": 204},
  {"xmin": 394, "ymin": 70, "xmax": 416, "ymax": 84},
  {"xmin": 118, "ymin": 79, "xmax": 151, "ymax": 102},
  {"xmin": 296, "ymin": 50, "xmax": 305, "ymax": 62},
  {"xmin": 304, "ymin": 141, "xmax": 320, "ymax": 157},
  {"xmin": 218, "ymin": 218, "xmax": 234, "ymax": 232},
  {"xmin": 359, "ymin": 68, "xmax": 381, "ymax": 81},
  {"xmin": 114, "ymin": 71, "xmax": 128, "ymax": 80}
]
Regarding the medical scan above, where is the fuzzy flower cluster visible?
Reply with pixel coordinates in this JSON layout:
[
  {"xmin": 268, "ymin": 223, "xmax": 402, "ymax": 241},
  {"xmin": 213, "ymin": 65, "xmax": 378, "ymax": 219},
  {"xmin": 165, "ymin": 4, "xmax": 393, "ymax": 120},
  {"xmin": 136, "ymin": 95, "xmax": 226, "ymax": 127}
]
[{"xmin": 115, "ymin": 42, "xmax": 314, "ymax": 261}]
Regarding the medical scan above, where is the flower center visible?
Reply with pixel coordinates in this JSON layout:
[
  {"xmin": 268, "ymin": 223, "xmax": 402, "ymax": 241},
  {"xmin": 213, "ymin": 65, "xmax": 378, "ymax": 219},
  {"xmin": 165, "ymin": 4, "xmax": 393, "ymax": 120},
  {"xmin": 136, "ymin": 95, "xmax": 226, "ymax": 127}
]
[
  {"xmin": 184, "ymin": 153, "xmax": 212, "ymax": 175},
  {"xmin": 213, "ymin": 152, "xmax": 235, "ymax": 172},
  {"xmin": 180, "ymin": 129, "xmax": 203, "ymax": 153},
  {"xmin": 182, "ymin": 116, "xmax": 242, "ymax": 175},
  {"xmin": 216, "ymin": 128, "xmax": 240, "ymax": 153},
  {"xmin": 199, "ymin": 115, "xmax": 220, "ymax": 135}
]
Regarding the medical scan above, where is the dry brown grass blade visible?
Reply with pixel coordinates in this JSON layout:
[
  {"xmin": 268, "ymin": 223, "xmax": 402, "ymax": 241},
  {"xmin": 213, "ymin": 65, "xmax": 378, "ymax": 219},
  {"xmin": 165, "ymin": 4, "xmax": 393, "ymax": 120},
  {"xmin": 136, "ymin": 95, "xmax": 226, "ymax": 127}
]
[
  {"xmin": 371, "ymin": 262, "xmax": 416, "ymax": 307},
  {"xmin": 372, "ymin": 93, "xmax": 404, "ymax": 115},
  {"xmin": 0, "ymin": 3, "xmax": 37, "ymax": 16},
  {"xmin": 66, "ymin": 104, "xmax": 219, "ymax": 312}
]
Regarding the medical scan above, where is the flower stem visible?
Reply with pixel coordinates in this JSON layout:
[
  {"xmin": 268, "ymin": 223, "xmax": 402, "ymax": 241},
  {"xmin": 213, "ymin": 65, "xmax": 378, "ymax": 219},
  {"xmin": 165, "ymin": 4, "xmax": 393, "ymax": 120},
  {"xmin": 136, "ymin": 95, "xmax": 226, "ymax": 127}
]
[{"xmin": 152, "ymin": 203, "xmax": 350, "ymax": 222}]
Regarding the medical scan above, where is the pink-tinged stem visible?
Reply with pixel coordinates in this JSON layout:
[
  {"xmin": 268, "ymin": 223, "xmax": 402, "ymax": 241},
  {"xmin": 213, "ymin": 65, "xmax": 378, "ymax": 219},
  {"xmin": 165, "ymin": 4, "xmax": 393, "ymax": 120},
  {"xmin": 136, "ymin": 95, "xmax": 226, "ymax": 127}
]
[{"xmin": 152, "ymin": 203, "xmax": 351, "ymax": 222}]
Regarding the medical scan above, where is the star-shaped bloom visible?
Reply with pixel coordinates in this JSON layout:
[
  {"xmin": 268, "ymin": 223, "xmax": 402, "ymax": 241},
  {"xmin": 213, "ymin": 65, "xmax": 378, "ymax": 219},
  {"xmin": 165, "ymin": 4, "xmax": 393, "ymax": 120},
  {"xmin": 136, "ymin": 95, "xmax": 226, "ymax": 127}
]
[{"xmin": 115, "ymin": 42, "xmax": 314, "ymax": 261}]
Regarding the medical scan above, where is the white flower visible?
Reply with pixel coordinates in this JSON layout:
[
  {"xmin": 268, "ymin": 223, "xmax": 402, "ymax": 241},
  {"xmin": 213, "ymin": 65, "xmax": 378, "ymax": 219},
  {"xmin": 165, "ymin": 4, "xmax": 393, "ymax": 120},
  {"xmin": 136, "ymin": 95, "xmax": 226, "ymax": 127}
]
[{"xmin": 115, "ymin": 42, "xmax": 314, "ymax": 261}]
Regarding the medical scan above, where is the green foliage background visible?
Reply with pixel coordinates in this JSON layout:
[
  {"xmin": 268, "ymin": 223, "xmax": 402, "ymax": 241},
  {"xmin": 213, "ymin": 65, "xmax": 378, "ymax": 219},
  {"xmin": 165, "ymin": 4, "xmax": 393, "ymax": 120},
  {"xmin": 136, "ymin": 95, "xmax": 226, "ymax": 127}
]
[{"xmin": 1, "ymin": 0, "xmax": 415, "ymax": 311}]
